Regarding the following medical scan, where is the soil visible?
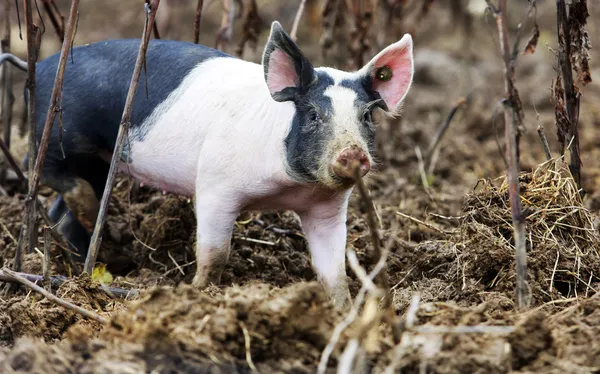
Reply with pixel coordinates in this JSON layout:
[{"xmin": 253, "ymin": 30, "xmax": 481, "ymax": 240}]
[{"xmin": 1, "ymin": 1, "xmax": 600, "ymax": 373}]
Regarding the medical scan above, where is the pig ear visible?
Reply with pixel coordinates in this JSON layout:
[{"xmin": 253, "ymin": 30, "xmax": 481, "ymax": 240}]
[
  {"xmin": 262, "ymin": 21, "xmax": 315, "ymax": 102},
  {"xmin": 359, "ymin": 34, "xmax": 414, "ymax": 116}
]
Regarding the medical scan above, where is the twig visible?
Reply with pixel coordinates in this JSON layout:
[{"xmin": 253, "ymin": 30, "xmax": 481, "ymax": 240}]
[
  {"xmin": 1, "ymin": 0, "xmax": 14, "ymax": 180},
  {"xmin": 347, "ymin": 250, "xmax": 378, "ymax": 293},
  {"xmin": 353, "ymin": 163, "xmax": 400, "ymax": 342},
  {"xmin": 41, "ymin": 0, "xmax": 64, "ymax": 42},
  {"xmin": 555, "ymin": 0, "xmax": 586, "ymax": 194},
  {"xmin": 414, "ymin": 146, "xmax": 429, "ymax": 189},
  {"xmin": 239, "ymin": 322, "xmax": 259, "ymax": 373},
  {"xmin": 18, "ymin": 0, "xmax": 79, "ymax": 275},
  {"xmin": 336, "ymin": 297, "xmax": 378, "ymax": 374},
  {"xmin": 414, "ymin": 325, "xmax": 515, "ymax": 334},
  {"xmin": 43, "ymin": 226, "xmax": 51, "ymax": 291},
  {"xmin": 0, "ymin": 137, "xmax": 25, "ymax": 182},
  {"xmin": 16, "ymin": 0, "xmax": 41, "ymax": 272},
  {"xmin": 337, "ymin": 339, "xmax": 362, "ymax": 374},
  {"xmin": 234, "ymin": 0, "xmax": 263, "ymax": 58},
  {"xmin": 215, "ymin": 0, "xmax": 235, "ymax": 52},
  {"xmin": 534, "ymin": 103, "xmax": 552, "ymax": 160},
  {"xmin": 425, "ymin": 96, "xmax": 469, "ymax": 172},
  {"xmin": 1, "ymin": 267, "xmax": 107, "ymax": 323},
  {"xmin": 353, "ymin": 165, "xmax": 380, "ymax": 260},
  {"xmin": 193, "ymin": 0, "xmax": 204, "ymax": 44},
  {"xmin": 396, "ymin": 211, "xmax": 453, "ymax": 235},
  {"xmin": 486, "ymin": 0, "xmax": 531, "ymax": 310},
  {"xmin": 290, "ymin": 0, "xmax": 307, "ymax": 42},
  {"xmin": 404, "ymin": 293, "xmax": 420, "ymax": 329},
  {"xmin": 84, "ymin": 0, "xmax": 161, "ymax": 275},
  {"xmin": 25, "ymin": 0, "xmax": 80, "ymax": 233},
  {"xmin": 0, "ymin": 269, "xmax": 139, "ymax": 299},
  {"xmin": 144, "ymin": 0, "xmax": 161, "ymax": 39},
  {"xmin": 317, "ymin": 244, "xmax": 390, "ymax": 374},
  {"xmin": 345, "ymin": 0, "xmax": 376, "ymax": 70}
]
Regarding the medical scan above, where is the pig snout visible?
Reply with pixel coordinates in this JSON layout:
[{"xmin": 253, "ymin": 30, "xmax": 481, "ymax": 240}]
[{"xmin": 330, "ymin": 145, "xmax": 371, "ymax": 180}]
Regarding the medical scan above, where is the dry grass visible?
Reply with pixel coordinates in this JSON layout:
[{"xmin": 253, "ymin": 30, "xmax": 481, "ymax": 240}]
[{"xmin": 457, "ymin": 159, "xmax": 600, "ymax": 303}]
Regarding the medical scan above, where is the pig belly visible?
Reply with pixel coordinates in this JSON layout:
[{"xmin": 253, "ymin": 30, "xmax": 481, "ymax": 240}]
[{"xmin": 123, "ymin": 138, "xmax": 199, "ymax": 197}]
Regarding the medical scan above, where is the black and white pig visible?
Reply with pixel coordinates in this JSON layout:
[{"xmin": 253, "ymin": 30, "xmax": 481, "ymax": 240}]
[{"xmin": 1, "ymin": 21, "xmax": 414, "ymax": 309}]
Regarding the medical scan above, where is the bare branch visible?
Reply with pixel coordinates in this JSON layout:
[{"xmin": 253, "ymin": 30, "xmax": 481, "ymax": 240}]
[
  {"xmin": 145, "ymin": 0, "xmax": 161, "ymax": 39},
  {"xmin": 85, "ymin": 0, "xmax": 161, "ymax": 275},
  {"xmin": 0, "ymin": 137, "xmax": 25, "ymax": 182},
  {"xmin": 555, "ymin": 0, "xmax": 589, "ymax": 194},
  {"xmin": 1, "ymin": 267, "xmax": 107, "ymax": 324},
  {"xmin": 41, "ymin": 0, "xmax": 65, "ymax": 42},
  {"xmin": 193, "ymin": 0, "xmax": 204, "ymax": 44},
  {"xmin": 0, "ymin": 269, "xmax": 139, "ymax": 299},
  {"xmin": 15, "ymin": 0, "xmax": 42, "ymax": 272},
  {"xmin": 317, "ymin": 243, "xmax": 390, "ymax": 374},
  {"xmin": 43, "ymin": 227, "xmax": 51, "ymax": 291},
  {"xmin": 290, "ymin": 0, "xmax": 307, "ymax": 42},
  {"xmin": 426, "ymin": 96, "xmax": 469, "ymax": 172},
  {"xmin": 18, "ymin": 0, "xmax": 80, "ymax": 274},
  {"xmin": 533, "ymin": 103, "xmax": 552, "ymax": 160},
  {"xmin": 487, "ymin": 0, "xmax": 531, "ymax": 309},
  {"xmin": 235, "ymin": 0, "xmax": 264, "ymax": 58},
  {"xmin": 215, "ymin": 0, "xmax": 236, "ymax": 53},
  {"xmin": 1, "ymin": 0, "xmax": 14, "ymax": 183}
]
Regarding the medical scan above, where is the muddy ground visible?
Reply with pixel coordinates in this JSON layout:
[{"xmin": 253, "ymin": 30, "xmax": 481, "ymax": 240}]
[{"xmin": 1, "ymin": 0, "xmax": 600, "ymax": 373}]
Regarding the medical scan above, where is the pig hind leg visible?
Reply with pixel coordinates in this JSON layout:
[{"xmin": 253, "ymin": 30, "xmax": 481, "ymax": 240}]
[
  {"xmin": 48, "ymin": 195, "xmax": 92, "ymax": 260},
  {"xmin": 43, "ymin": 164, "xmax": 105, "ymax": 260}
]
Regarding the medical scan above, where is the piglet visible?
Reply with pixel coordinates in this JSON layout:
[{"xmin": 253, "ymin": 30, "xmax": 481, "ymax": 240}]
[{"xmin": 0, "ymin": 22, "xmax": 414, "ymax": 309}]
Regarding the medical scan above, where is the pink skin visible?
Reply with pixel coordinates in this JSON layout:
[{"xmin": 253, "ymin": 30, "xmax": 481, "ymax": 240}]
[
  {"xmin": 266, "ymin": 49, "xmax": 299, "ymax": 94},
  {"xmin": 330, "ymin": 146, "xmax": 371, "ymax": 180},
  {"xmin": 370, "ymin": 43, "xmax": 413, "ymax": 110}
]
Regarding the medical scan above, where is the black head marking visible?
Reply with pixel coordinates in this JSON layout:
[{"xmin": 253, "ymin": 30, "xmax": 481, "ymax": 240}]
[{"xmin": 284, "ymin": 70, "xmax": 336, "ymax": 181}]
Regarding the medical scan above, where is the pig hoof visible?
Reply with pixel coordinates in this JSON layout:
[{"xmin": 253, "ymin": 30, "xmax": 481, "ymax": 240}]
[
  {"xmin": 78, "ymin": 215, "xmax": 96, "ymax": 234},
  {"xmin": 327, "ymin": 282, "xmax": 352, "ymax": 311},
  {"xmin": 192, "ymin": 268, "xmax": 223, "ymax": 289}
]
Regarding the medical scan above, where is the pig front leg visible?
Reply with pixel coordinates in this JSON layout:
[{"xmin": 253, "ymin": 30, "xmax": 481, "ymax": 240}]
[
  {"xmin": 299, "ymin": 200, "xmax": 352, "ymax": 310},
  {"xmin": 191, "ymin": 193, "xmax": 239, "ymax": 288}
]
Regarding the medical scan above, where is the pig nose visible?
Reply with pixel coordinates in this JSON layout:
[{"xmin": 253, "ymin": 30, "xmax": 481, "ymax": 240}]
[{"xmin": 331, "ymin": 146, "xmax": 371, "ymax": 180}]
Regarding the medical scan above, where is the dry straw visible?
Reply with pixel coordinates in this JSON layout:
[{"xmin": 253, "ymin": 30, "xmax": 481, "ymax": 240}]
[{"xmin": 459, "ymin": 159, "xmax": 600, "ymax": 301}]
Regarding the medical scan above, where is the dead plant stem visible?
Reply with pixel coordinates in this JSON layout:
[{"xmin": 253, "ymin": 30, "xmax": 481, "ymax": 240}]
[
  {"xmin": 487, "ymin": 0, "xmax": 531, "ymax": 309},
  {"xmin": 1, "ymin": 0, "xmax": 14, "ymax": 173},
  {"xmin": 16, "ymin": 0, "xmax": 41, "ymax": 272},
  {"xmin": 0, "ymin": 269, "xmax": 138, "ymax": 299},
  {"xmin": 85, "ymin": 0, "xmax": 161, "ymax": 274},
  {"xmin": 43, "ymin": 226, "xmax": 51, "ymax": 290},
  {"xmin": 290, "ymin": 0, "xmax": 307, "ymax": 41},
  {"xmin": 193, "ymin": 0, "xmax": 204, "ymax": 44},
  {"xmin": 1, "ymin": 267, "xmax": 107, "ymax": 323},
  {"xmin": 556, "ymin": 0, "xmax": 582, "ymax": 192},
  {"xmin": 41, "ymin": 0, "xmax": 65, "ymax": 42}
]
